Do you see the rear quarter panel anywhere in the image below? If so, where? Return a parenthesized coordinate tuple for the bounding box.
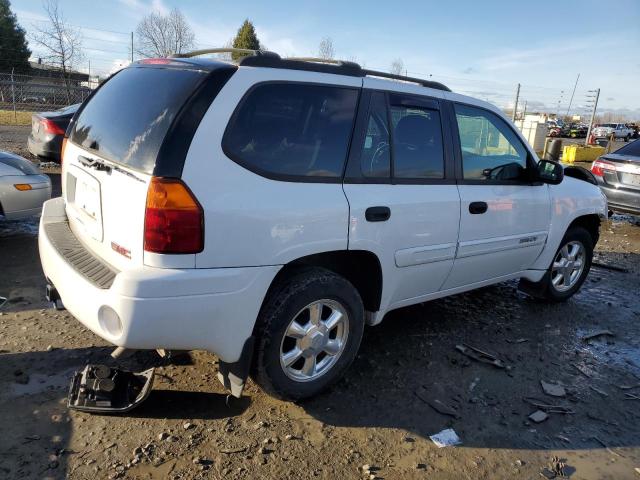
(183, 67, 361, 268)
(529, 176, 607, 271)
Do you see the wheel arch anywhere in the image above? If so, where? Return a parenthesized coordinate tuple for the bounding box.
(568, 213, 600, 246)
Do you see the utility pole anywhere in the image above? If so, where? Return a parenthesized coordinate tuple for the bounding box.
(566, 73, 580, 118)
(522, 100, 527, 120)
(585, 88, 600, 146)
(88, 60, 91, 87)
(131, 32, 134, 62)
(511, 83, 520, 122)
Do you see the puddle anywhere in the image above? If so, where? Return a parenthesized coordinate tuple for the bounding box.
(0, 217, 40, 237)
(573, 327, 640, 378)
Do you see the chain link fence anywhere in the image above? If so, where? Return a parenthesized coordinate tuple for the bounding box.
(0, 71, 96, 114)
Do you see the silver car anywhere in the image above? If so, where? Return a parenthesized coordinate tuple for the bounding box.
(0, 152, 51, 220)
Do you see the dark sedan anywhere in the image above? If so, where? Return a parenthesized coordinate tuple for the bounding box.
(591, 139, 640, 215)
(27, 103, 80, 162)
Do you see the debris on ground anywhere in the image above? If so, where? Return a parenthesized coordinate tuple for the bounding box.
(624, 393, 640, 400)
(414, 388, 461, 418)
(0, 296, 6, 310)
(455, 343, 506, 368)
(506, 338, 529, 344)
(589, 385, 608, 397)
(429, 428, 461, 448)
(592, 261, 629, 273)
(581, 330, 615, 342)
(618, 384, 640, 390)
(540, 455, 568, 478)
(593, 436, 625, 458)
(528, 410, 549, 423)
(541, 380, 566, 397)
(523, 397, 574, 414)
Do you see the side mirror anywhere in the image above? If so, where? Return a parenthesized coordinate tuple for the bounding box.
(536, 159, 564, 185)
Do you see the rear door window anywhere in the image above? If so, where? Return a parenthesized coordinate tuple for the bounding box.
(223, 83, 358, 179)
(69, 66, 207, 174)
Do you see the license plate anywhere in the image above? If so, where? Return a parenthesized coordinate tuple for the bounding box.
(628, 174, 640, 187)
(75, 178, 100, 219)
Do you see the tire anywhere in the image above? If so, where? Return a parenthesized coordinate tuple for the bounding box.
(253, 268, 364, 400)
(625, 135, 630, 142)
(518, 226, 593, 302)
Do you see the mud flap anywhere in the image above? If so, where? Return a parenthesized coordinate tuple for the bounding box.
(68, 364, 154, 413)
(217, 336, 255, 398)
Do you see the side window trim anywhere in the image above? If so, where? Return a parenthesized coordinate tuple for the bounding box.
(221, 80, 361, 184)
(450, 101, 537, 185)
(343, 89, 456, 185)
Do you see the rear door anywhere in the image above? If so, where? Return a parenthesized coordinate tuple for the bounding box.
(343, 84, 460, 309)
(442, 102, 550, 289)
(63, 63, 225, 271)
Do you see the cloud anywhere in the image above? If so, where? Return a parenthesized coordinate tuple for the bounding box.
(117, 0, 169, 18)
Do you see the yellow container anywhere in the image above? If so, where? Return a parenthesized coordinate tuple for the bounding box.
(562, 145, 605, 164)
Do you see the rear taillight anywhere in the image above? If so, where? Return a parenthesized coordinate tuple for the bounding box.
(40, 118, 66, 135)
(144, 177, 203, 254)
(591, 158, 616, 177)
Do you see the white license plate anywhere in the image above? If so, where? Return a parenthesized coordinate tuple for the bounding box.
(75, 178, 100, 220)
(628, 175, 640, 187)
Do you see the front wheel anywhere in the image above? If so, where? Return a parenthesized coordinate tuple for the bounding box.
(253, 268, 364, 400)
(519, 226, 593, 302)
(625, 135, 630, 142)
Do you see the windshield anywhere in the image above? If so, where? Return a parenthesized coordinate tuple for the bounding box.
(69, 66, 206, 174)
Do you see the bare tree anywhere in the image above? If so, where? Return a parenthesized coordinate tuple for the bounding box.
(135, 8, 195, 58)
(318, 37, 334, 60)
(390, 58, 404, 76)
(30, 0, 83, 102)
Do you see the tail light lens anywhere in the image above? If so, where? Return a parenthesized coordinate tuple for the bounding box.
(591, 159, 615, 177)
(40, 118, 66, 135)
(144, 177, 203, 254)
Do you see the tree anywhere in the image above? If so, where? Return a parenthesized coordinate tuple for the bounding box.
(30, 0, 83, 102)
(135, 8, 195, 58)
(231, 19, 260, 60)
(390, 58, 404, 76)
(318, 37, 334, 60)
(0, 0, 31, 73)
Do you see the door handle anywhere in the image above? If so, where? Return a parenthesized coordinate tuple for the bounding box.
(469, 201, 488, 214)
(365, 206, 391, 222)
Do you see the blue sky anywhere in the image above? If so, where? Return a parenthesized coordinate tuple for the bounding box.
(13, 0, 640, 117)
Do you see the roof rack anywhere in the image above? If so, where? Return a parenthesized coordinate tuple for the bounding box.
(174, 49, 450, 92)
(170, 48, 280, 59)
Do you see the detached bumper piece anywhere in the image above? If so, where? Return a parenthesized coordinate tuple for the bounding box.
(68, 364, 154, 413)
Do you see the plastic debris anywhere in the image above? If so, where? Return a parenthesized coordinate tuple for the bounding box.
(541, 380, 566, 397)
(455, 344, 506, 369)
(429, 428, 461, 448)
(581, 330, 615, 342)
(414, 388, 461, 419)
(523, 397, 574, 414)
(0, 296, 6, 310)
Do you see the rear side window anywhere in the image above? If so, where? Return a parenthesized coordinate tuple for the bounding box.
(223, 83, 358, 179)
(615, 138, 640, 158)
(70, 66, 207, 174)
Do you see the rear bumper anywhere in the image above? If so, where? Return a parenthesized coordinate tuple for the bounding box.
(28, 135, 62, 160)
(598, 184, 640, 215)
(39, 197, 279, 362)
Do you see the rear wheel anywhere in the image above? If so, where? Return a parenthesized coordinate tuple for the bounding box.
(519, 226, 593, 302)
(253, 268, 364, 400)
(625, 135, 630, 142)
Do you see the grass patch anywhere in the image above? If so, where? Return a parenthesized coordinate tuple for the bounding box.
(0, 110, 33, 125)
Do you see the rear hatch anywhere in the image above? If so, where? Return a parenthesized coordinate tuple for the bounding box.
(62, 60, 234, 271)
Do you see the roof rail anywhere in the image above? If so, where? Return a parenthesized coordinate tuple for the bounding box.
(170, 48, 280, 59)
(177, 49, 451, 92)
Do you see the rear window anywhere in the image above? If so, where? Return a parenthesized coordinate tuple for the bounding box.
(223, 83, 358, 179)
(70, 66, 206, 173)
(614, 139, 640, 158)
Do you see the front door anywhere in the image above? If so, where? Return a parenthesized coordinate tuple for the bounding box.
(344, 87, 460, 310)
(442, 102, 551, 290)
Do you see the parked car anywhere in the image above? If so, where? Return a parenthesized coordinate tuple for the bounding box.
(591, 139, 640, 215)
(592, 123, 634, 141)
(28, 103, 80, 162)
(562, 123, 588, 138)
(21, 96, 47, 104)
(38, 51, 607, 402)
(0, 151, 51, 220)
(547, 125, 562, 137)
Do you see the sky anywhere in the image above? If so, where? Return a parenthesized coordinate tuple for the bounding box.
(12, 0, 640, 118)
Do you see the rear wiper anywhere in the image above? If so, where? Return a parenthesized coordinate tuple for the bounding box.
(78, 155, 112, 173)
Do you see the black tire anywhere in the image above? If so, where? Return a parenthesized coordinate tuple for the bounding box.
(253, 268, 364, 400)
(518, 226, 593, 302)
(625, 135, 630, 142)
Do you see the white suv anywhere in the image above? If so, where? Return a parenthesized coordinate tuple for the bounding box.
(593, 123, 633, 141)
(39, 50, 607, 400)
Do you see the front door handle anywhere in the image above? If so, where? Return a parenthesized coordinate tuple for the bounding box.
(365, 206, 391, 222)
(469, 201, 488, 214)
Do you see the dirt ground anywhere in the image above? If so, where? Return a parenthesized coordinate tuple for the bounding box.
(1, 125, 640, 479)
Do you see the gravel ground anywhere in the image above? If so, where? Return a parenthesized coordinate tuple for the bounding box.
(1, 125, 640, 480)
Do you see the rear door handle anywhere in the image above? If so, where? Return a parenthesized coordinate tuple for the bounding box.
(469, 201, 488, 214)
(365, 206, 391, 222)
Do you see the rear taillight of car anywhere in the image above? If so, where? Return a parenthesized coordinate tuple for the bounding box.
(144, 177, 204, 254)
(40, 118, 66, 135)
(591, 158, 616, 177)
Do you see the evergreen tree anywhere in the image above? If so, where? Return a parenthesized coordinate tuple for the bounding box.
(231, 19, 260, 60)
(0, 0, 31, 73)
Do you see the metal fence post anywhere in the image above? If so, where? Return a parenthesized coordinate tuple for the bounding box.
(11, 68, 17, 123)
